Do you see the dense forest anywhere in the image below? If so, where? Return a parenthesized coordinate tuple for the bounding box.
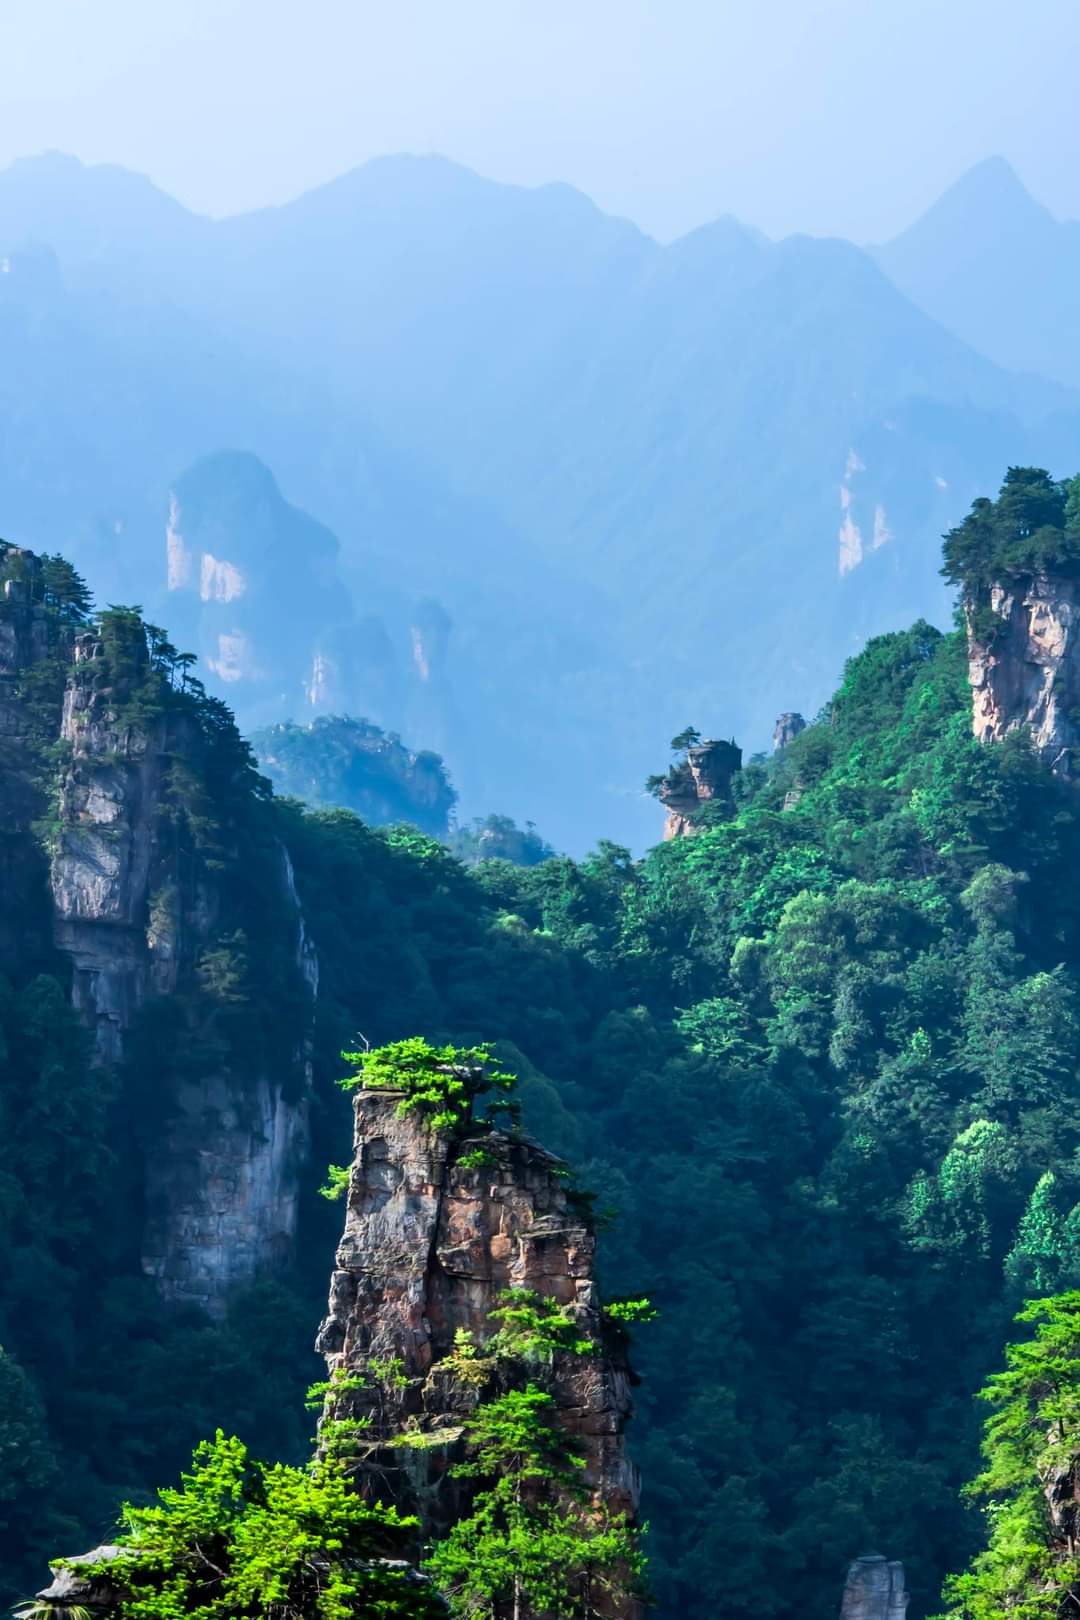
(7, 469, 1080, 1616)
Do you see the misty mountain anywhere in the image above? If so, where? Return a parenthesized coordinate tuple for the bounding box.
(1, 150, 1078, 850)
(873, 155, 1080, 388)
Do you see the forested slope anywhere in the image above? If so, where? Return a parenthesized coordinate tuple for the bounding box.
(6, 470, 1080, 1617)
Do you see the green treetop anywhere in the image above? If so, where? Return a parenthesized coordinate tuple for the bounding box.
(423, 1381, 644, 1620)
(339, 1037, 518, 1135)
(942, 466, 1080, 596)
(23, 1431, 443, 1620)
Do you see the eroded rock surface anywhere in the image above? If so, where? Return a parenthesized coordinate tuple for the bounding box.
(840, 1556, 909, 1620)
(0, 546, 315, 1315)
(967, 573, 1080, 777)
(773, 711, 806, 751)
(316, 1088, 641, 1594)
(659, 737, 742, 838)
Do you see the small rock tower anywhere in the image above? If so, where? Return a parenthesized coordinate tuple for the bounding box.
(658, 737, 742, 838)
(840, 1555, 909, 1620)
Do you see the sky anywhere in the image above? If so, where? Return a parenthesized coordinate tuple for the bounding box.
(0, 0, 1078, 242)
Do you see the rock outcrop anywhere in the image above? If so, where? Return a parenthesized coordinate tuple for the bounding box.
(31, 1541, 443, 1615)
(840, 1556, 909, 1620)
(315, 1087, 641, 1610)
(658, 737, 742, 838)
(966, 572, 1080, 778)
(773, 711, 806, 751)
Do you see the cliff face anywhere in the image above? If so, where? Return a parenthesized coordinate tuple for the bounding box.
(0, 549, 316, 1316)
(839, 1557, 909, 1620)
(51, 632, 198, 1061)
(659, 737, 742, 838)
(966, 573, 1080, 778)
(166, 452, 394, 729)
(315, 1089, 640, 1601)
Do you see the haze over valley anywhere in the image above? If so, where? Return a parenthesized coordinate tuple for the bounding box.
(1, 147, 1077, 849)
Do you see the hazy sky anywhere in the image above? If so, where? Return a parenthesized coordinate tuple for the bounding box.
(1, 0, 1077, 241)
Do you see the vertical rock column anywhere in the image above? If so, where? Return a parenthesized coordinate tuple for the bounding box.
(49, 625, 316, 1316)
(316, 1090, 641, 1587)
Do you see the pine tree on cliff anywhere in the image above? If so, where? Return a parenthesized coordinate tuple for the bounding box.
(936, 1292, 1080, 1618)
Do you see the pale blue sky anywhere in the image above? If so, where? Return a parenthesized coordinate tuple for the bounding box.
(0, 0, 1076, 240)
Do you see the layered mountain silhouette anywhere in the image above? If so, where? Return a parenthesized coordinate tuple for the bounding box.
(874, 155, 1080, 388)
(1, 150, 1078, 849)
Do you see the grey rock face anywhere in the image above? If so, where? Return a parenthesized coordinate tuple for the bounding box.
(967, 573, 1080, 778)
(35, 1544, 126, 1610)
(840, 1555, 909, 1620)
(51, 637, 184, 1061)
(0, 578, 319, 1317)
(773, 711, 806, 751)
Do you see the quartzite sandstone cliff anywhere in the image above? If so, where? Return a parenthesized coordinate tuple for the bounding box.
(316, 1085, 641, 1613)
(658, 737, 742, 838)
(0, 545, 316, 1314)
(967, 572, 1080, 778)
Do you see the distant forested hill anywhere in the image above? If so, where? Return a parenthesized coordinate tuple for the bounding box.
(2, 152, 1079, 850)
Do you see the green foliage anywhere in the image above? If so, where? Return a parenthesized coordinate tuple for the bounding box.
(303, 1369, 370, 1412)
(424, 1386, 644, 1620)
(84, 1431, 442, 1620)
(936, 1294, 1080, 1620)
(318, 1165, 351, 1202)
(487, 1289, 596, 1361)
(603, 1297, 659, 1326)
(942, 466, 1080, 595)
(448, 813, 555, 868)
(340, 1038, 518, 1135)
(252, 716, 457, 839)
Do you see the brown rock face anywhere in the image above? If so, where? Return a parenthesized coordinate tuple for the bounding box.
(839, 1556, 909, 1620)
(316, 1089, 641, 1607)
(659, 738, 742, 838)
(967, 573, 1080, 777)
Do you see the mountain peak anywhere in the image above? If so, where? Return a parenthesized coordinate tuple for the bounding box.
(934, 154, 1046, 220)
(877, 156, 1051, 258)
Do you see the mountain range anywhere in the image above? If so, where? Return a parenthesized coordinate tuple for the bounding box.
(1, 148, 1076, 850)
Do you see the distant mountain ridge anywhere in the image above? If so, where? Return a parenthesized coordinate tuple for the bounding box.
(873, 155, 1080, 387)
(1, 149, 1078, 849)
